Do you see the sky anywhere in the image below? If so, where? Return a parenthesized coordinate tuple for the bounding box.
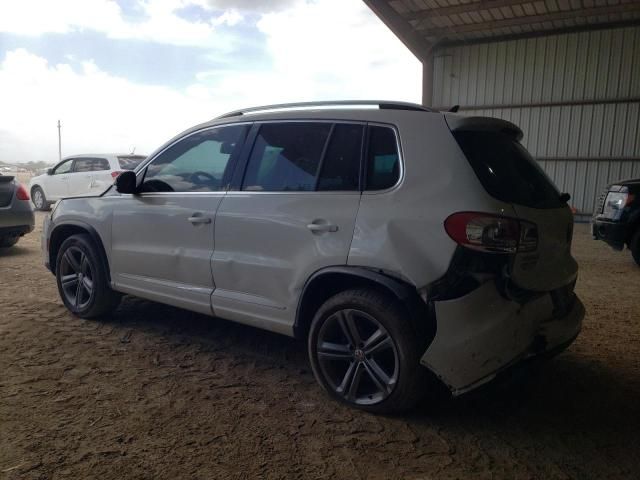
(0, 0, 421, 164)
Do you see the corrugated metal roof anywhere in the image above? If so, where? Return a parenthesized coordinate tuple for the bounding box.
(377, 0, 640, 47)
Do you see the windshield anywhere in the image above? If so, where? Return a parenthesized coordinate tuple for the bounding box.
(454, 130, 563, 209)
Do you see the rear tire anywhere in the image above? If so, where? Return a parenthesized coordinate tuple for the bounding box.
(631, 229, 640, 267)
(0, 236, 19, 248)
(308, 288, 427, 413)
(31, 186, 49, 211)
(55, 234, 120, 318)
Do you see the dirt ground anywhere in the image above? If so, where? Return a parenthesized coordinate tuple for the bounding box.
(1, 212, 639, 480)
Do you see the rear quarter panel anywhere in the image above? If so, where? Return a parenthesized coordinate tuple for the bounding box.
(348, 112, 516, 289)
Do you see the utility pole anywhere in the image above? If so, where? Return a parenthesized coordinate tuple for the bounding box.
(57, 120, 62, 161)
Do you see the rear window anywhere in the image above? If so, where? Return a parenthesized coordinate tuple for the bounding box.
(118, 155, 146, 170)
(453, 130, 562, 209)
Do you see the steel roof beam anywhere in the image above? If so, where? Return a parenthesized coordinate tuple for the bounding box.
(405, 0, 533, 21)
(415, 2, 640, 35)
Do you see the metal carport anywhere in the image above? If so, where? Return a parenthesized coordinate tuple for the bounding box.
(364, 0, 640, 220)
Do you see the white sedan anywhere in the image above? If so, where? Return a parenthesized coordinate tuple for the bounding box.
(29, 154, 146, 210)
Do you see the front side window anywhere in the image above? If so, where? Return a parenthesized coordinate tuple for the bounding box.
(365, 126, 400, 191)
(73, 157, 110, 172)
(53, 159, 73, 175)
(141, 125, 248, 193)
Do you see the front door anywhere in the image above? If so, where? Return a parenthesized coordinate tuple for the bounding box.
(110, 124, 249, 314)
(211, 122, 364, 335)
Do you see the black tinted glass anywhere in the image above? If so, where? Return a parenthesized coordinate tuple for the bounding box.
(454, 131, 562, 209)
(74, 157, 109, 172)
(366, 126, 400, 190)
(317, 124, 362, 191)
(118, 155, 146, 170)
(243, 123, 330, 192)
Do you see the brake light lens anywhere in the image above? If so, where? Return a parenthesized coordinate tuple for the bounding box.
(445, 212, 538, 254)
(16, 183, 30, 201)
(111, 171, 123, 179)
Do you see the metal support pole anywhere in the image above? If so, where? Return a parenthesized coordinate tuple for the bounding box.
(57, 120, 62, 161)
(422, 53, 434, 108)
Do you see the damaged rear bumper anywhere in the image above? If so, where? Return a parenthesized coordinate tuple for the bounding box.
(420, 281, 584, 395)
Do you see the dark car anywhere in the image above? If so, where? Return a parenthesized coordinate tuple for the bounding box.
(592, 178, 640, 265)
(0, 176, 35, 248)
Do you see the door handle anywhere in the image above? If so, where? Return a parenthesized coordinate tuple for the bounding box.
(188, 215, 212, 224)
(307, 223, 338, 233)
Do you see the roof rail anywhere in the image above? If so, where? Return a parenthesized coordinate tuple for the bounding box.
(216, 100, 433, 119)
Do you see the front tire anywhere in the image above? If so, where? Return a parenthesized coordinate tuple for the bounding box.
(308, 289, 426, 413)
(55, 234, 120, 318)
(31, 186, 49, 211)
(631, 229, 640, 267)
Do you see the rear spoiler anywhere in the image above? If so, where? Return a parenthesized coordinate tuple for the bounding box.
(444, 115, 523, 141)
(0, 175, 15, 183)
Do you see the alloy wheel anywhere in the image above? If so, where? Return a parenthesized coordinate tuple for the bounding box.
(33, 189, 44, 209)
(316, 308, 399, 405)
(59, 246, 94, 310)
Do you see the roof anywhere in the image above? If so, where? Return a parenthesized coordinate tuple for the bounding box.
(364, 0, 640, 55)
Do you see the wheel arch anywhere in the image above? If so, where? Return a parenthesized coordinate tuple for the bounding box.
(294, 266, 435, 346)
(49, 221, 111, 281)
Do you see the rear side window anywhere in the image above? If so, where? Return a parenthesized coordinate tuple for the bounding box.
(454, 131, 562, 209)
(317, 124, 362, 191)
(365, 126, 400, 190)
(118, 155, 146, 170)
(242, 122, 362, 192)
(73, 157, 110, 172)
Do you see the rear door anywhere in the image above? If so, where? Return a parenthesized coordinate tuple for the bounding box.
(68, 157, 112, 196)
(211, 122, 363, 335)
(452, 127, 577, 291)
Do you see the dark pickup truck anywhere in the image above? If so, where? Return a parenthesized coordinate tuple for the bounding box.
(0, 176, 35, 248)
(592, 178, 640, 266)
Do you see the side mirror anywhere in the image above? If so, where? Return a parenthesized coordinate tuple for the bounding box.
(46, 168, 53, 175)
(115, 170, 138, 194)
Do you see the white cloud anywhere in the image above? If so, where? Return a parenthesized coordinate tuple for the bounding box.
(0, 0, 241, 48)
(191, 0, 421, 105)
(0, 49, 218, 163)
(0, 1, 422, 164)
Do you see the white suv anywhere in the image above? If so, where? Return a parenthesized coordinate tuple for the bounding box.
(29, 154, 146, 210)
(42, 101, 584, 412)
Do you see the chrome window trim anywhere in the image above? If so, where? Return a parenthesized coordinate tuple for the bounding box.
(126, 119, 402, 197)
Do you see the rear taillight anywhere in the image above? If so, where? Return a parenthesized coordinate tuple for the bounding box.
(16, 183, 30, 201)
(445, 212, 538, 254)
(111, 171, 123, 179)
